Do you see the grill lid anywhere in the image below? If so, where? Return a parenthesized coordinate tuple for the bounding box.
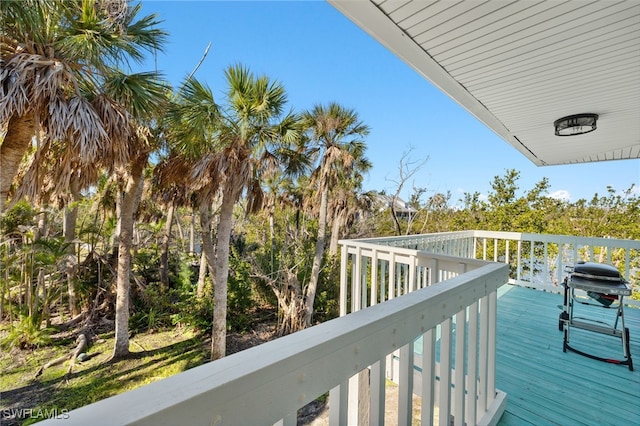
(572, 261, 622, 283)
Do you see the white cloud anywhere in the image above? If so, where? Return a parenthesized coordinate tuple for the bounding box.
(549, 190, 571, 201)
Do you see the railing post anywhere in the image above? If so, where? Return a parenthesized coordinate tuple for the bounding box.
(349, 246, 364, 424)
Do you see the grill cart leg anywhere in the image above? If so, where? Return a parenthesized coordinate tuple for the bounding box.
(624, 328, 633, 372)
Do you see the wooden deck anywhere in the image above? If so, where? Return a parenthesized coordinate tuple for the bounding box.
(496, 285, 640, 425)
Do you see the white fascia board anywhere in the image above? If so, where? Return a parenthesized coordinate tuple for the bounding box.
(327, 0, 544, 166)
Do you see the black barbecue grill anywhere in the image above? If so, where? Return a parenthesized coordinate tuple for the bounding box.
(559, 261, 633, 371)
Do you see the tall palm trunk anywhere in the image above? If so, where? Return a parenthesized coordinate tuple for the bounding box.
(112, 155, 147, 360)
(211, 190, 235, 360)
(189, 211, 196, 254)
(0, 114, 35, 214)
(197, 202, 215, 298)
(63, 182, 81, 316)
(304, 185, 328, 326)
(159, 200, 175, 291)
(329, 206, 347, 257)
(196, 250, 208, 297)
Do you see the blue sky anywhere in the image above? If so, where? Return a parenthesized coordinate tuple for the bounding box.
(137, 0, 639, 206)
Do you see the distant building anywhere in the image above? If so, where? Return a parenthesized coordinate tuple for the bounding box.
(374, 193, 417, 220)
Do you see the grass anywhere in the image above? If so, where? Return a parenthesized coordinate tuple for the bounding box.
(0, 328, 209, 425)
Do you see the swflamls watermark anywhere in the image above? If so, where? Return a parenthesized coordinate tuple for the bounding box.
(2, 407, 70, 421)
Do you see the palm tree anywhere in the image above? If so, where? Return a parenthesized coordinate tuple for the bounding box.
(327, 162, 373, 256)
(301, 103, 370, 326)
(2, 0, 168, 360)
(0, 0, 166, 214)
(165, 78, 222, 301)
(170, 65, 300, 360)
(152, 155, 196, 291)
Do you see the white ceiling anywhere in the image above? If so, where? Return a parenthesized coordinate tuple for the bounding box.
(328, 0, 640, 166)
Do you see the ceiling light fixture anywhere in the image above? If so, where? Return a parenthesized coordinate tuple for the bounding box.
(554, 113, 598, 136)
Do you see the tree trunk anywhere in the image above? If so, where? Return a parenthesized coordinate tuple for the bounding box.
(304, 186, 329, 326)
(210, 191, 235, 360)
(196, 250, 208, 297)
(159, 201, 175, 291)
(189, 210, 196, 254)
(64, 182, 81, 316)
(35, 211, 48, 240)
(0, 114, 35, 214)
(35, 333, 87, 378)
(197, 202, 216, 298)
(329, 206, 347, 257)
(111, 156, 147, 360)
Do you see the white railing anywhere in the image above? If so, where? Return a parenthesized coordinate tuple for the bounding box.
(335, 230, 639, 425)
(41, 254, 508, 426)
(352, 230, 640, 306)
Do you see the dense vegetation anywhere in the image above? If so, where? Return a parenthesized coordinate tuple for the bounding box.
(1, 1, 638, 423)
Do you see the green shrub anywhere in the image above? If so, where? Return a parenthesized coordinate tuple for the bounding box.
(0, 316, 53, 350)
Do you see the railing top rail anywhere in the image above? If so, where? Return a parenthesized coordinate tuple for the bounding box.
(341, 240, 489, 269)
(341, 230, 640, 249)
(49, 263, 508, 426)
(471, 230, 640, 248)
(339, 230, 475, 245)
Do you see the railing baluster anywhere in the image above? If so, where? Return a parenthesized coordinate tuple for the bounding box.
(488, 291, 497, 402)
(389, 254, 396, 300)
(370, 360, 385, 426)
(409, 256, 416, 293)
(329, 381, 348, 426)
(398, 342, 414, 426)
(493, 238, 498, 262)
(371, 250, 378, 306)
(340, 246, 348, 316)
(273, 412, 296, 426)
(421, 328, 436, 426)
(439, 318, 452, 426)
(466, 301, 478, 425)
(529, 240, 534, 285)
(381, 259, 387, 302)
(454, 309, 466, 426)
(478, 295, 489, 414)
(353, 247, 362, 312)
(362, 256, 369, 309)
(517, 239, 522, 283)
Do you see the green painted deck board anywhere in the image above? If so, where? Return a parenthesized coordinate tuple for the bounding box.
(496, 285, 640, 425)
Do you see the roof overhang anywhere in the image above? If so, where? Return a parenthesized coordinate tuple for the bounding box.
(328, 0, 640, 166)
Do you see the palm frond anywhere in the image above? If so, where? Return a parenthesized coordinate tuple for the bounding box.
(101, 70, 168, 120)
